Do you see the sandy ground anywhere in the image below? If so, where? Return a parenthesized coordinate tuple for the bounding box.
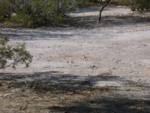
(1, 6, 150, 84)
(0, 6, 150, 113)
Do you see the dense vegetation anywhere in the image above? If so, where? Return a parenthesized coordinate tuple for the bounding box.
(130, 0, 150, 11)
(0, 0, 150, 27)
(0, 0, 76, 27)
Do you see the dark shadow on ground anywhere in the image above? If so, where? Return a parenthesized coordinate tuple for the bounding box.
(0, 72, 150, 113)
(0, 29, 75, 40)
(0, 71, 148, 93)
(0, 15, 150, 40)
(0, 14, 150, 40)
(0, 72, 123, 93)
(66, 15, 150, 28)
(49, 97, 150, 113)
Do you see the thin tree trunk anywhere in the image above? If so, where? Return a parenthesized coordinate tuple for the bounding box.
(98, 0, 111, 23)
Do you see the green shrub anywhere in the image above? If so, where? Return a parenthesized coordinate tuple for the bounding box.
(76, 0, 99, 7)
(0, 0, 76, 27)
(134, 0, 150, 11)
(119, 0, 130, 5)
(0, 35, 32, 68)
(9, 13, 32, 27)
(125, 0, 150, 11)
(0, 0, 11, 21)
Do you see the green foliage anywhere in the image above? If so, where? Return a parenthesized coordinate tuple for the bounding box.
(133, 0, 150, 11)
(0, 0, 11, 21)
(76, 0, 99, 7)
(0, 0, 76, 27)
(119, 0, 130, 5)
(120, 0, 150, 11)
(0, 35, 32, 69)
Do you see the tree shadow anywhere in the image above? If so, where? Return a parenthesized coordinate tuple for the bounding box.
(0, 72, 140, 90)
(49, 97, 150, 113)
(0, 72, 122, 93)
(0, 71, 148, 93)
(1, 13, 150, 41)
(0, 72, 150, 113)
(0, 29, 75, 40)
(66, 15, 150, 28)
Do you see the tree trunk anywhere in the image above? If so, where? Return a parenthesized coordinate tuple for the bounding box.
(98, 0, 111, 23)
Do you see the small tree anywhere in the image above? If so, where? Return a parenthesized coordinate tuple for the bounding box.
(98, 0, 150, 22)
(98, 0, 111, 22)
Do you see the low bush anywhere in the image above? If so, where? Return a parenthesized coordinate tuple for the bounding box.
(119, 0, 130, 6)
(76, 0, 99, 7)
(120, 0, 150, 11)
(0, 35, 32, 68)
(134, 0, 150, 11)
(0, 0, 76, 27)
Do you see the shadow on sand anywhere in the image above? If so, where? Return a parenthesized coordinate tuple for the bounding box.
(0, 14, 150, 41)
(66, 15, 150, 28)
(0, 72, 150, 113)
(49, 97, 150, 113)
(0, 72, 123, 93)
